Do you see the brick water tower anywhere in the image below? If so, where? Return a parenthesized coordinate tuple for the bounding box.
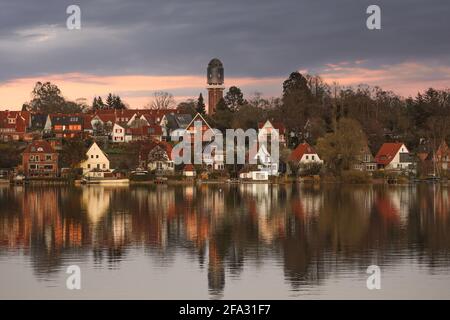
(206, 58, 225, 115)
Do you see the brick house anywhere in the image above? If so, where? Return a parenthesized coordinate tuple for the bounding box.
(22, 140, 59, 177)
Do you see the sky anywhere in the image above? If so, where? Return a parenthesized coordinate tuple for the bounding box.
(0, 0, 449, 109)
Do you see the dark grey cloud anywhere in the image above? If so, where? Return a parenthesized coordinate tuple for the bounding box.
(0, 0, 449, 82)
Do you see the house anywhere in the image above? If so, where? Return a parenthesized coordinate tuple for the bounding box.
(352, 144, 376, 171)
(184, 113, 214, 143)
(258, 120, 287, 147)
(251, 143, 279, 176)
(22, 140, 58, 178)
(0, 111, 30, 141)
(375, 143, 414, 171)
(288, 142, 323, 174)
(128, 124, 163, 142)
(45, 114, 84, 138)
(111, 123, 132, 143)
(203, 143, 225, 171)
(140, 142, 175, 174)
(160, 113, 193, 140)
(79, 142, 110, 177)
(30, 113, 48, 133)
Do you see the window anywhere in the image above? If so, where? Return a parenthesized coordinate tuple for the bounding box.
(102, 164, 106, 169)
(305, 155, 309, 160)
(312, 155, 315, 160)
(46, 155, 52, 161)
(44, 165, 53, 170)
(96, 155, 99, 159)
(88, 164, 91, 169)
(97, 164, 100, 169)
(29, 164, 36, 169)
(91, 155, 94, 159)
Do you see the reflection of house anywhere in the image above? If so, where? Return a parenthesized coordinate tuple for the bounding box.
(375, 143, 413, 171)
(183, 164, 196, 177)
(22, 140, 58, 177)
(435, 141, 450, 171)
(258, 120, 286, 147)
(80, 142, 110, 177)
(288, 142, 323, 173)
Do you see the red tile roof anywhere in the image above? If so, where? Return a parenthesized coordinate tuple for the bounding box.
(288, 142, 317, 162)
(23, 140, 56, 154)
(374, 143, 404, 165)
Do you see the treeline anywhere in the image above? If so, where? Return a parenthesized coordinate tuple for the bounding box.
(178, 72, 450, 156)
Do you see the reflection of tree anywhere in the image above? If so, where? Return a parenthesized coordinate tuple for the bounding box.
(0, 184, 450, 295)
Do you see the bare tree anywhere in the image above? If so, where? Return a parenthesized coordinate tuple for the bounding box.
(146, 91, 176, 110)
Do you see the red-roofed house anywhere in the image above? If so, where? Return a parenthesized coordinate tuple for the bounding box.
(375, 143, 413, 170)
(288, 143, 323, 165)
(22, 140, 58, 177)
(258, 120, 286, 146)
(0, 111, 30, 141)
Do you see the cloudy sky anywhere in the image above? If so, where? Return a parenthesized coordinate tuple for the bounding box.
(0, 0, 449, 109)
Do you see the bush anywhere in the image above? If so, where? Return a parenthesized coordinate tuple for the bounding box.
(298, 163, 322, 177)
(341, 170, 371, 184)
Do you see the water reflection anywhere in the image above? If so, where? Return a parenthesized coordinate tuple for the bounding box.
(0, 183, 449, 298)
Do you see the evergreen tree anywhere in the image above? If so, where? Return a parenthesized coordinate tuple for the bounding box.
(106, 93, 114, 109)
(196, 93, 206, 114)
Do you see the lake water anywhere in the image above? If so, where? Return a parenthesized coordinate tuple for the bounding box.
(0, 183, 449, 299)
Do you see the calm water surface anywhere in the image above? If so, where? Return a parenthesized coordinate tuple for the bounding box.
(0, 183, 449, 299)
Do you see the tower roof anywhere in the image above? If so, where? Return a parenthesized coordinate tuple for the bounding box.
(208, 58, 223, 67)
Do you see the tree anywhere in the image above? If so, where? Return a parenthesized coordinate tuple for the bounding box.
(224, 86, 245, 112)
(103, 93, 127, 110)
(28, 81, 81, 114)
(177, 99, 197, 116)
(280, 72, 316, 143)
(106, 93, 115, 109)
(92, 96, 105, 110)
(316, 118, 367, 173)
(147, 91, 176, 110)
(211, 98, 233, 131)
(196, 93, 206, 115)
(59, 138, 89, 168)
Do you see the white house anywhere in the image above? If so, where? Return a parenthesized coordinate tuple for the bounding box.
(80, 142, 111, 177)
(375, 143, 413, 171)
(253, 144, 279, 176)
(203, 144, 225, 171)
(258, 120, 287, 146)
(288, 142, 323, 173)
(111, 123, 132, 143)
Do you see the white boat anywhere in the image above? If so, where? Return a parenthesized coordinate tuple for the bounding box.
(81, 177, 129, 185)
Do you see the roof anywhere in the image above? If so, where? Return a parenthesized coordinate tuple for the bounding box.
(374, 143, 405, 165)
(50, 114, 83, 125)
(185, 113, 213, 131)
(258, 120, 286, 135)
(288, 142, 318, 162)
(23, 140, 56, 154)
